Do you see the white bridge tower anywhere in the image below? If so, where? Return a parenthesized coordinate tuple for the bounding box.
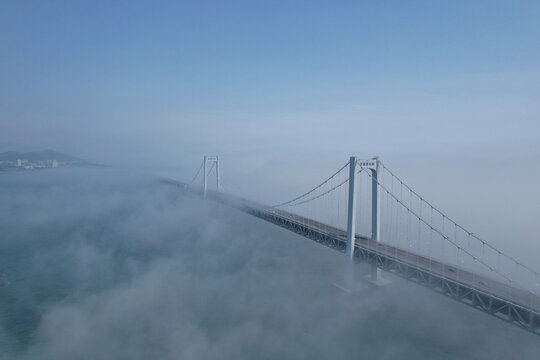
(345, 156, 388, 285)
(203, 155, 220, 198)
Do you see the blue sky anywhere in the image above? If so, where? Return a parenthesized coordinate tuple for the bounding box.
(1, 0, 539, 168)
(1, 0, 540, 265)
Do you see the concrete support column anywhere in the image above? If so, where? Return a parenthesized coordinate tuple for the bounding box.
(216, 156, 220, 192)
(203, 155, 208, 198)
(370, 158, 384, 283)
(371, 164, 379, 243)
(345, 156, 357, 261)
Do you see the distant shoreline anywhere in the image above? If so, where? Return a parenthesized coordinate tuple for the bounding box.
(0, 149, 105, 172)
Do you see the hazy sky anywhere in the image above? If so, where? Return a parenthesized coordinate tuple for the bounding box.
(1, 1, 539, 166)
(2, 1, 540, 251)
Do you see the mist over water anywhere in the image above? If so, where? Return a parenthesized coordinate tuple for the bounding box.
(0, 168, 538, 359)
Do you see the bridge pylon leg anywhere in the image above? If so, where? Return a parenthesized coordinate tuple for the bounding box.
(367, 158, 390, 286)
(216, 156, 220, 192)
(202, 155, 220, 198)
(203, 155, 208, 198)
(332, 156, 361, 293)
(345, 156, 357, 261)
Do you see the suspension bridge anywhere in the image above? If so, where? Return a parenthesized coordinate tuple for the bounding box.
(164, 155, 540, 335)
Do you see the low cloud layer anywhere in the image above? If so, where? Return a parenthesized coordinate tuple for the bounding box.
(0, 169, 538, 360)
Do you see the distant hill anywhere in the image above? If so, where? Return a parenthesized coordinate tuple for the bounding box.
(0, 150, 89, 163)
(0, 150, 105, 171)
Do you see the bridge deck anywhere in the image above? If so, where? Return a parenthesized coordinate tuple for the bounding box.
(269, 208, 540, 312)
(163, 179, 540, 334)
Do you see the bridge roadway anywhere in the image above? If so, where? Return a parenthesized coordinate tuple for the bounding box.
(163, 179, 540, 335)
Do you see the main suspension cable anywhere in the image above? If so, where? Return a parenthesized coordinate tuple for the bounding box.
(379, 161, 539, 277)
(273, 161, 349, 207)
(364, 169, 535, 295)
(190, 160, 204, 184)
